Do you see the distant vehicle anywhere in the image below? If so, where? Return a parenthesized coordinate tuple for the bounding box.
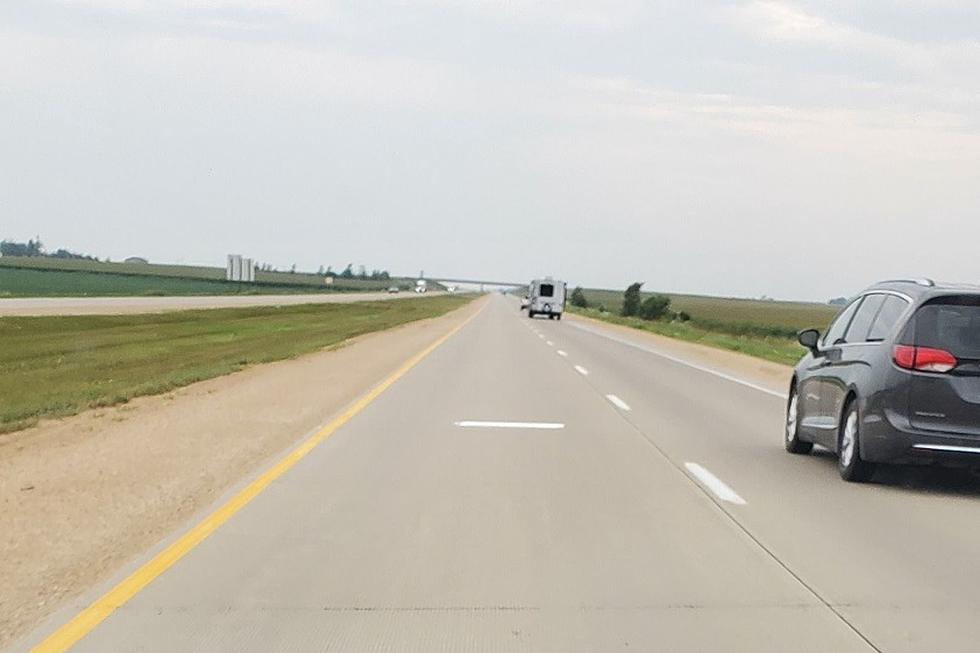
(527, 278, 566, 320)
(387, 286, 400, 293)
(787, 279, 980, 482)
(520, 296, 529, 310)
(415, 279, 427, 293)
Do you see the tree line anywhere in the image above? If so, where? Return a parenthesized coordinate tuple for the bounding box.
(569, 283, 690, 322)
(0, 238, 98, 261)
(316, 264, 391, 280)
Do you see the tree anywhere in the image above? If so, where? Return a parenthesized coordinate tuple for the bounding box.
(318, 265, 325, 276)
(27, 237, 43, 256)
(622, 282, 643, 317)
(357, 265, 367, 279)
(340, 264, 354, 279)
(570, 286, 588, 308)
(290, 264, 296, 274)
(639, 294, 671, 320)
(1, 241, 28, 256)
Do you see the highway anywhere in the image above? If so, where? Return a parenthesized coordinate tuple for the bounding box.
(19, 294, 980, 652)
(0, 291, 444, 316)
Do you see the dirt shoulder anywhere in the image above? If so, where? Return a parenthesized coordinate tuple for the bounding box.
(567, 311, 794, 395)
(0, 296, 485, 649)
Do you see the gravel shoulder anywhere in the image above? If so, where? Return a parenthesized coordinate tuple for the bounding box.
(0, 296, 484, 649)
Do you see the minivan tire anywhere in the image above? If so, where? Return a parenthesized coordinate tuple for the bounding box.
(528, 311, 535, 319)
(785, 386, 813, 454)
(838, 401, 875, 483)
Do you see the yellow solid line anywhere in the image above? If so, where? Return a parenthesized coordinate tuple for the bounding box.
(31, 302, 483, 653)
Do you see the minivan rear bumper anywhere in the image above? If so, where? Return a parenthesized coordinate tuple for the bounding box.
(864, 412, 980, 465)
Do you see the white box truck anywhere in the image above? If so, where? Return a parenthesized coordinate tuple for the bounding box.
(527, 278, 566, 320)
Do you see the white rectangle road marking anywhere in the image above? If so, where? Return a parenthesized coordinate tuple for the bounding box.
(569, 322, 787, 399)
(557, 350, 568, 357)
(455, 421, 565, 430)
(605, 394, 631, 411)
(684, 462, 746, 505)
(574, 365, 589, 376)
(546, 340, 554, 346)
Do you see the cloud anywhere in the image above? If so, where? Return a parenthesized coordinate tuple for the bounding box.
(415, 0, 645, 31)
(732, 0, 980, 80)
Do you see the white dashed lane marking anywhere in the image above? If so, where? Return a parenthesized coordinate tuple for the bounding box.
(605, 394, 631, 411)
(455, 421, 565, 430)
(685, 463, 746, 505)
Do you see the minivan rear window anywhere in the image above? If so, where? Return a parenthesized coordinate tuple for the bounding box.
(539, 284, 554, 298)
(904, 296, 980, 359)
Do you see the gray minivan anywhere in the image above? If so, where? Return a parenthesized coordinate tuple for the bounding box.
(787, 279, 980, 481)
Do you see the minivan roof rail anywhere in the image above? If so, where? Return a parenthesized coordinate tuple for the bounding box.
(878, 278, 934, 287)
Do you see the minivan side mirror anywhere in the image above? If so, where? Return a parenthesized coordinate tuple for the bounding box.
(797, 328, 821, 355)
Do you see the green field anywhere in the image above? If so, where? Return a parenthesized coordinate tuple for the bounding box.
(0, 267, 339, 297)
(0, 257, 424, 296)
(569, 287, 841, 367)
(0, 294, 471, 435)
(579, 288, 839, 337)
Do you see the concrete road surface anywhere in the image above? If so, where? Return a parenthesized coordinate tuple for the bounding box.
(18, 294, 980, 652)
(0, 291, 444, 316)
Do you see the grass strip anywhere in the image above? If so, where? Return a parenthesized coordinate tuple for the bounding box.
(568, 306, 805, 367)
(0, 295, 472, 435)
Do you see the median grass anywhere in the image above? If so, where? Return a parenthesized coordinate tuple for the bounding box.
(0, 295, 472, 435)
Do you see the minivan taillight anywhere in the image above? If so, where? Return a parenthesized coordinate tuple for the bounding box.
(893, 345, 958, 373)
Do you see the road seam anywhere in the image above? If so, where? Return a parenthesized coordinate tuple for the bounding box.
(563, 326, 883, 653)
(28, 301, 486, 653)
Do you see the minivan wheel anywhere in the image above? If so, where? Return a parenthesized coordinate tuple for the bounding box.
(785, 387, 812, 454)
(838, 402, 875, 483)
(528, 311, 535, 319)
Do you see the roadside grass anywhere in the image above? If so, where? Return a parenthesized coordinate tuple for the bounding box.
(568, 306, 807, 366)
(0, 295, 472, 435)
(0, 257, 424, 295)
(579, 288, 838, 337)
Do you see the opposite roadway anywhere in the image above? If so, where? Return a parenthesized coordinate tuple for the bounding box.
(0, 291, 444, 316)
(19, 294, 980, 652)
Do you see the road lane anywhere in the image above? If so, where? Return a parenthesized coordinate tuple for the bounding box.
(21, 294, 872, 652)
(531, 306, 980, 652)
(0, 291, 446, 316)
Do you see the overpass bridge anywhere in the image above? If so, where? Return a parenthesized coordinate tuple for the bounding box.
(429, 277, 525, 288)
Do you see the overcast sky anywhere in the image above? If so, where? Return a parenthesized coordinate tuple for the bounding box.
(2, 1, 979, 300)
